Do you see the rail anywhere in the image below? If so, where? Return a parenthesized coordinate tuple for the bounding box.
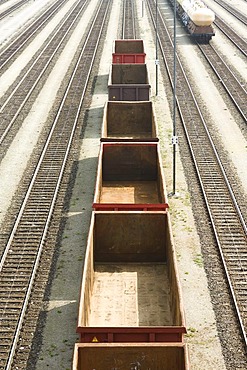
(0, 0, 67, 71)
(122, 0, 136, 39)
(0, 0, 111, 367)
(0, 0, 90, 160)
(198, 43, 247, 122)
(214, 16, 247, 57)
(147, 0, 247, 351)
(0, 0, 28, 21)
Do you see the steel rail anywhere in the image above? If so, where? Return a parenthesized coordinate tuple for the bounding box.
(214, 16, 247, 57)
(147, 0, 247, 348)
(0, 0, 27, 20)
(122, 0, 136, 39)
(0, 0, 111, 367)
(0, 0, 89, 149)
(0, 0, 67, 71)
(198, 43, 247, 123)
(213, 0, 247, 25)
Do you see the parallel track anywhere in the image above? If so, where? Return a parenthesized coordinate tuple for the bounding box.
(214, 0, 247, 25)
(148, 0, 247, 351)
(0, 0, 111, 367)
(0, 0, 27, 21)
(0, 0, 90, 160)
(0, 0, 67, 71)
(198, 43, 247, 122)
(214, 16, 247, 57)
(122, 0, 136, 39)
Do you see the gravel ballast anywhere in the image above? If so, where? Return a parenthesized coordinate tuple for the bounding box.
(0, 0, 246, 369)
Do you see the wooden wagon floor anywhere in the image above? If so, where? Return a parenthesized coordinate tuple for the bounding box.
(88, 263, 172, 327)
(100, 181, 161, 203)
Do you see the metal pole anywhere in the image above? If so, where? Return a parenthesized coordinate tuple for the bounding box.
(172, 0, 177, 195)
(155, 0, 159, 95)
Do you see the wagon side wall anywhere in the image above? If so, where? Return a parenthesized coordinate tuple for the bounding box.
(108, 64, 150, 101)
(101, 143, 158, 182)
(114, 39, 145, 53)
(103, 101, 154, 137)
(93, 144, 103, 203)
(73, 343, 190, 370)
(77, 216, 95, 328)
(94, 212, 168, 262)
(166, 211, 186, 326)
(111, 64, 149, 84)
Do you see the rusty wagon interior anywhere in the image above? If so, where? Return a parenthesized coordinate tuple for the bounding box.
(110, 64, 149, 84)
(73, 343, 189, 370)
(114, 39, 145, 54)
(77, 212, 185, 339)
(94, 143, 167, 206)
(102, 101, 157, 139)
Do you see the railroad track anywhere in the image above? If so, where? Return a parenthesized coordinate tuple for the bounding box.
(0, 0, 67, 71)
(122, 0, 137, 39)
(0, 0, 90, 161)
(147, 0, 247, 360)
(210, 0, 247, 56)
(214, 0, 247, 25)
(214, 16, 247, 57)
(0, 0, 111, 367)
(0, 0, 28, 21)
(197, 43, 247, 122)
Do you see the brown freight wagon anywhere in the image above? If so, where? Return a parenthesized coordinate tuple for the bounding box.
(112, 39, 146, 64)
(93, 142, 168, 211)
(101, 101, 158, 142)
(76, 211, 186, 343)
(73, 342, 190, 370)
(108, 64, 150, 101)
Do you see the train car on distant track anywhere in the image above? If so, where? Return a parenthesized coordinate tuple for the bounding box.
(175, 0, 215, 42)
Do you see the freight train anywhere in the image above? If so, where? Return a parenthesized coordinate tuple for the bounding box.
(72, 40, 190, 369)
(174, 0, 215, 42)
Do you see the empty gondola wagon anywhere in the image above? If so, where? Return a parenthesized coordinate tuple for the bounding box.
(108, 64, 150, 101)
(76, 211, 186, 343)
(112, 39, 146, 64)
(93, 142, 168, 211)
(101, 101, 158, 141)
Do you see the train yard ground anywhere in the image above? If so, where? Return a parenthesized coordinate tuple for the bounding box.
(0, 0, 246, 369)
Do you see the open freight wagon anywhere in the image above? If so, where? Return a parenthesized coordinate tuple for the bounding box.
(112, 39, 146, 64)
(76, 211, 186, 343)
(108, 64, 150, 101)
(93, 142, 168, 211)
(73, 342, 190, 369)
(101, 101, 158, 141)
